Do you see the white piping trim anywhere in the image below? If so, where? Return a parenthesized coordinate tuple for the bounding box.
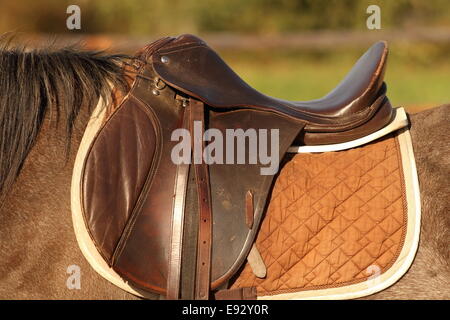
(288, 108, 408, 153)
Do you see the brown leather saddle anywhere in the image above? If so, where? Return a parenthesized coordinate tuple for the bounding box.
(74, 34, 396, 299)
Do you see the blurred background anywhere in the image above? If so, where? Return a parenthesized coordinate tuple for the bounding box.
(1, 0, 449, 112)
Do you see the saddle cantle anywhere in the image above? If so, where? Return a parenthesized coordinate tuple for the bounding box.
(71, 35, 415, 300)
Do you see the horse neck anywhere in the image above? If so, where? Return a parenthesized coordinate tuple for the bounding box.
(0, 104, 134, 298)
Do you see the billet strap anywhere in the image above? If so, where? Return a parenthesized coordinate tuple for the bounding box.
(166, 107, 191, 299)
(189, 99, 213, 300)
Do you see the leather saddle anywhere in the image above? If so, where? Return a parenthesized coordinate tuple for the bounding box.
(75, 34, 394, 299)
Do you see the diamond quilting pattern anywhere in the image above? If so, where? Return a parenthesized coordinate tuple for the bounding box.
(231, 135, 407, 295)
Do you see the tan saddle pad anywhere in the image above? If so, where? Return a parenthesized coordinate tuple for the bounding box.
(230, 128, 420, 299)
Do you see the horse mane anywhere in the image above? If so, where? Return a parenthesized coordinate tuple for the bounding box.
(0, 36, 131, 202)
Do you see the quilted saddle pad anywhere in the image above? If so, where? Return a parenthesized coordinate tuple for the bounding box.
(230, 129, 420, 299)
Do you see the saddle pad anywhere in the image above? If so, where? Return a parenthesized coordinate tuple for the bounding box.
(230, 129, 420, 299)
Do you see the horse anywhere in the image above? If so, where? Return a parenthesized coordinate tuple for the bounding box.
(0, 39, 448, 299)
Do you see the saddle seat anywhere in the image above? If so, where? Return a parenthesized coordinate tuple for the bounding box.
(150, 34, 392, 145)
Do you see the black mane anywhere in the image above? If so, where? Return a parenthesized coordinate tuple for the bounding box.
(0, 36, 130, 202)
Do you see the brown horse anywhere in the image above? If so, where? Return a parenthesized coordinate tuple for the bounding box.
(0, 41, 448, 299)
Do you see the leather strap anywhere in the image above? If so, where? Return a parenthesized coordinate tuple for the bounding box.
(245, 190, 254, 229)
(189, 99, 213, 300)
(166, 108, 191, 299)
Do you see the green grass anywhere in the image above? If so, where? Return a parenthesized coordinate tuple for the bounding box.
(219, 45, 450, 112)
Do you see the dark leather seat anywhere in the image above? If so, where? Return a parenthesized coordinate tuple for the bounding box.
(151, 34, 392, 144)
